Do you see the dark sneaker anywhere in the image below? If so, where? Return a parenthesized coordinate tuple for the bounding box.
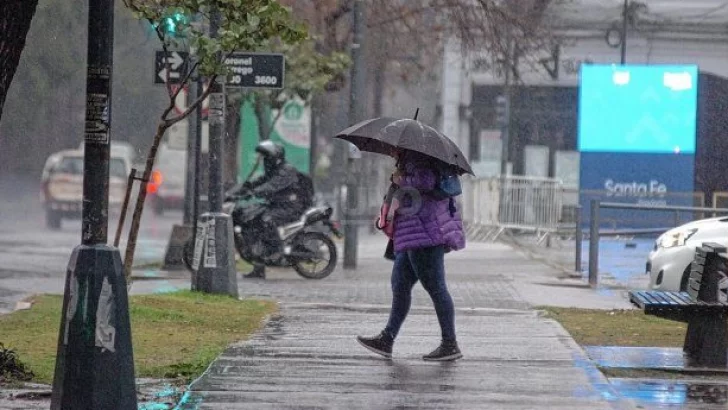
(242, 264, 265, 279)
(423, 340, 462, 361)
(356, 332, 393, 359)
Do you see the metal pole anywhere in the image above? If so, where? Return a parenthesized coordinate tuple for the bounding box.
(208, 79, 224, 213)
(588, 200, 600, 288)
(194, 78, 203, 219)
(207, 7, 223, 216)
(500, 29, 513, 176)
(194, 8, 238, 296)
(620, 0, 628, 65)
(162, 72, 198, 270)
(190, 78, 203, 290)
(114, 169, 137, 247)
(183, 77, 198, 225)
(575, 205, 582, 273)
(344, 0, 366, 269)
(52, 0, 136, 406)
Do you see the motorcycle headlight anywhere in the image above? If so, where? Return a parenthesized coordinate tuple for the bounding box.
(658, 228, 698, 249)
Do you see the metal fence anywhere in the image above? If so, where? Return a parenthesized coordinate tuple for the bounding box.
(461, 175, 564, 244)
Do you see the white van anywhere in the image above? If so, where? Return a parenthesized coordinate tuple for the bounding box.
(40, 149, 130, 229)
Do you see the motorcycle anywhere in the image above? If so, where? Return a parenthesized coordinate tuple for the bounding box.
(222, 191, 342, 279)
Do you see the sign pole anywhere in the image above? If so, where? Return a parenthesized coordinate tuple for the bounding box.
(51, 0, 136, 407)
(162, 72, 197, 270)
(194, 8, 238, 296)
(344, 0, 366, 269)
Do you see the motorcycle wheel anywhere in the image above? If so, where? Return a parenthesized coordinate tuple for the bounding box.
(233, 233, 254, 263)
(291, 232, 337, 279)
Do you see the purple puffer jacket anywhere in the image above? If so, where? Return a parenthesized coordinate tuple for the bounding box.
(392, 162, 466, 253)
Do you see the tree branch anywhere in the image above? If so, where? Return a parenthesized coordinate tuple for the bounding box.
(165, 73, 218, 127)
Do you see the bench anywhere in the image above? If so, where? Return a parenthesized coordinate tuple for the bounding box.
(629, 242, 728, 367)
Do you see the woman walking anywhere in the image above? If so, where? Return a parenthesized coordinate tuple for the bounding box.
(357, 149, 466, 361)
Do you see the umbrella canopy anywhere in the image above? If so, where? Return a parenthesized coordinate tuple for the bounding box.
(335, 117, 474, 175)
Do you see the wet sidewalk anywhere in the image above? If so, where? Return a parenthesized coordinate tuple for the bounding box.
(176, 233, 639, 409)
(177, 305, 630, 410)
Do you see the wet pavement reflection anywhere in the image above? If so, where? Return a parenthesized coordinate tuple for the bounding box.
(584, 346, 716, 371)
(611, 378, 728, 408)
(581, 237, 656, 291)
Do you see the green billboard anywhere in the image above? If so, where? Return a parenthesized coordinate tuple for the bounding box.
(238, 98, 311, 182)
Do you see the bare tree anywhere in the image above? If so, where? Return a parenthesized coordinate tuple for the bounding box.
(0, 0, 39, 122)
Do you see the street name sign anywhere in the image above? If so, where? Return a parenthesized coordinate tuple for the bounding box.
(223, 53, 285, 89)
(155, 51, 190, 84)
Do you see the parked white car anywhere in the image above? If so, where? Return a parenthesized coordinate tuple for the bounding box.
(647, 217, 728, 291)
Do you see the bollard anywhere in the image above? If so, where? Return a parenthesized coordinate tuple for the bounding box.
(193, 212, 239, 296)
(575, 205, 582, 273)
(588, 200, 600, 288)
(51, 245, 137, 409)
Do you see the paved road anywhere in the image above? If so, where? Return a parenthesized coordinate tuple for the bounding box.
(0, 175, 183, 312)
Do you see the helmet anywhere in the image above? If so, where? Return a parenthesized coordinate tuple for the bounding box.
(255, 140, 285, 171)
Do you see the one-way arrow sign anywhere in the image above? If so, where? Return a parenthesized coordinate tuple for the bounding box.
(154, 51, 190, 84)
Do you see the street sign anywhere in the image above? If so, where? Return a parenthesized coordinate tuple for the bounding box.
(224, 53, 284, 89)
(155, 51, 189, 84)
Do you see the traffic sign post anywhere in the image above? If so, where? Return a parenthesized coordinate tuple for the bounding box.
(155, 51, 190, 84)
(223, 53, 284, 89)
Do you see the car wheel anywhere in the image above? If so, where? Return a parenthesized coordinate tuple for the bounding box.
(679, 265, 689, 291)
(714, 257, 728, 303)
(46, 210, 61, 230)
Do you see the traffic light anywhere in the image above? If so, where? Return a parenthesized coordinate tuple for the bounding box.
(154, 11, 188, 37)
(495, 94, 510, 128)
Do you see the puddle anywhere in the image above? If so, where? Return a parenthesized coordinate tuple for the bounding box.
(586, 346, 690, 370)
(611, 378, 728, 406)
(585, 346, 728, 373)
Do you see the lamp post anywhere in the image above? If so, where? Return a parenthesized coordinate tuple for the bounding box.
(51, 0, 137, 407)
(344, 0, 367, 269)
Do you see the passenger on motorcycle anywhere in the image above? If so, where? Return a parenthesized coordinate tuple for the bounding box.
(225, 141, 314, 276)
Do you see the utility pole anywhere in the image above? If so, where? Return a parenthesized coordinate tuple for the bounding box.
(184, 80, 198, 226)
(344, 0, 366, 269)
(51, 0, 136, 407)
(499, 31, 513, 176)
(193, 8, 238, 295)
(162, 72, 198, 270)
(620, 0, 628, 65)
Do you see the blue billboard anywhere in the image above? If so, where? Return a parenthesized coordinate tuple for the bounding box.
(578, 65, 699, 228)
(578, 64, 698, 154)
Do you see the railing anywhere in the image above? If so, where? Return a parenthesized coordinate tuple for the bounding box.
(461, 175, 564, 244)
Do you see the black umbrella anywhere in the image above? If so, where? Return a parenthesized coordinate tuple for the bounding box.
(334, 115, 474, 175)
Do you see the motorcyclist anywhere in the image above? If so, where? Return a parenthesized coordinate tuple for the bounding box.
(225, 140, 314, 278)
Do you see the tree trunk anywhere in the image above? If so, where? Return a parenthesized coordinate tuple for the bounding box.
(0, 0, 39, 122)
(123, 121, 168, 281)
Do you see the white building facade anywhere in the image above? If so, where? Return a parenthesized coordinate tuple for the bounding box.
(440, 0, 728, 183)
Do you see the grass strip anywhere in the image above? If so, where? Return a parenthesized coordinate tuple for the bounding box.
(541, 307, 686, 347)
(0, 291, 276, 384)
